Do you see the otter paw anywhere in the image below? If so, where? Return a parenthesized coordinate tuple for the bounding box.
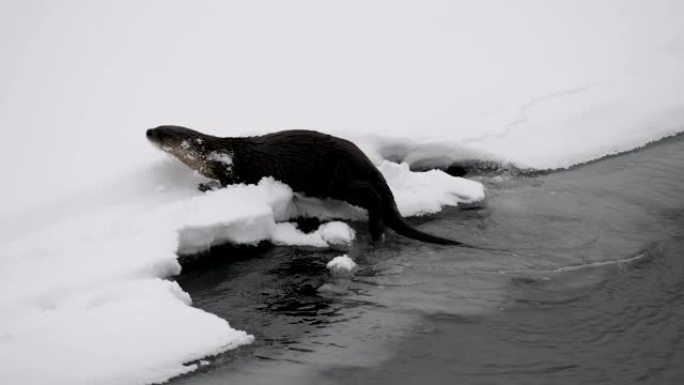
(198, 181, 221, 192)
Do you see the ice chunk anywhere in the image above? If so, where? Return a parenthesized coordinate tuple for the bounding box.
(380, 161, 485, 217)
(327, 255, 358, 278)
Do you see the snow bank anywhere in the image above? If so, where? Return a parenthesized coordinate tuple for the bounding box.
(0, 279, 252, 385)
(0, 160, 481, 385)
(352, 78, 684, 171)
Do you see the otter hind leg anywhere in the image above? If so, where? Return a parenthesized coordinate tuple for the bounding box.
(341, 181, 386, 241)
(368, 207, 385, 242)
(326, 162, 387, 241)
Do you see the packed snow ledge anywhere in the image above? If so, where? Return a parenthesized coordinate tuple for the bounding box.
(0, 158, 483, 385)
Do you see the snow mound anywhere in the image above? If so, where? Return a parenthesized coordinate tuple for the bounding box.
(271, 221, 355, 248)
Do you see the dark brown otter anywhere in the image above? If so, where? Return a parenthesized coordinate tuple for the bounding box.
(146, 125, 470, 246)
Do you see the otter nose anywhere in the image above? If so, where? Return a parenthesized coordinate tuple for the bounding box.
(146, 128, 158, 140)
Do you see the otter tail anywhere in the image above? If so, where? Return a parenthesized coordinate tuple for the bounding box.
(384, 205, 474, 247)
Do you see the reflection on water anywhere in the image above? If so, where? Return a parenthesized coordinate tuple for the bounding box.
(172, 134, 684, 385)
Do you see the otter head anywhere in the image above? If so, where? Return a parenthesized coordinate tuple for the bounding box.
(146, 125, 233, 181)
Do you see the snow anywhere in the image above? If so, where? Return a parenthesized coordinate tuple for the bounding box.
(1, 1, 684, 384)
(0, 279, 253, 385)
(379, 161, 484, 217)
(271, 221, 356, 248)
(327, 255, 358, 278)
(207, 151, 234, 167)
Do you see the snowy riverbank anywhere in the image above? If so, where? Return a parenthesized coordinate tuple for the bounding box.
(2, 1, 683, 384)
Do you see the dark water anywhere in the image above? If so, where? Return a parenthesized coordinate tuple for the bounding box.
(171, 134, 684, 385)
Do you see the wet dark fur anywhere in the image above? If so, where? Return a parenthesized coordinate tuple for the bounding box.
(147, 125, 468, 246)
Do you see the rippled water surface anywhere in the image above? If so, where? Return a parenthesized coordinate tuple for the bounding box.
(172, 135, 684, 385)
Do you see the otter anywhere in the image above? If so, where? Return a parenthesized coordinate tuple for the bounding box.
(146, 125, 470, 246)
